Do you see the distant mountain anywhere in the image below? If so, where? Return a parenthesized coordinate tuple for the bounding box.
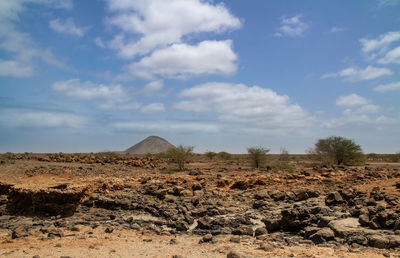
(124, 136, 175, 154)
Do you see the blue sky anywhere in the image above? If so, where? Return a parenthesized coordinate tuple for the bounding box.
(0, 0, 399, 154)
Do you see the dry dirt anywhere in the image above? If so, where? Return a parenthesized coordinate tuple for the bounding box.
(0, 156, 400, 258)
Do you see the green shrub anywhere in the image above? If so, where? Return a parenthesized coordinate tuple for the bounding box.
(218, 151, 233, 160)
(247, 147, 270, 168)
(165, 145, 194, 171)
(311, 136, 364, 165)
(205, 151, 217, 160)
(279, 147, 290, 161)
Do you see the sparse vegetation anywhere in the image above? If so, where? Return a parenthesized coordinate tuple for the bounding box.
(165, 145, 194, 171)
(390, 152, 400, 163)
(205, 151, 217, 160)
(311, 136, 364, 165)
(218, 151, 233, 160)
(247, 147, 270, 168)
(279, 147, 290, 161)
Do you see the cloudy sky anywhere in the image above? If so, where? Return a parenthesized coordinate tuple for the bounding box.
(0, 0, 399, 154)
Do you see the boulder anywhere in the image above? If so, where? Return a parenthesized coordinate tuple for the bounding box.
(325, 191, 344, 206)
(309, 227, 335, 244)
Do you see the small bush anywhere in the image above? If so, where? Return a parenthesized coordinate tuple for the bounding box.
(165, 145, 194, 171)
(247, 147, 270, 168)
(218, 151, 233, 160)
(205, 151, 217, 160)
(390, 152, 400, 162)
(279, 147, 290, 161)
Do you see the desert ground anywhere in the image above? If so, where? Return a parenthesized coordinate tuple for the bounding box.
(0, 153, 400, 258)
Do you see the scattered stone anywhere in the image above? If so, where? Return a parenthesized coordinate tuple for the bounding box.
(105, 227, 114, 233)
(259, 243, 274, 251)
(309, 228, 334, 244)
(254, 227, 267, 236)
(229, 236, 240, 243)
(11, 227, 28, 239)
(227, 251, 244, 258)
(200, 234, 213, 243)
(325, 191, 344, 206)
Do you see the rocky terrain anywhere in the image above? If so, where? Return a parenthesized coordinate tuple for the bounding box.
(0, 155, 400, 257)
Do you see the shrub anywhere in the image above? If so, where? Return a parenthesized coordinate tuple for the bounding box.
(312, 136, 364, 165)
(205, 151, 217, 160)
(390, 152, 400, 162)
(279, 147, 290, 161)
(165, 145, 194, 171)
(247, 147, 270, 168)
(218, 151, 233, 160)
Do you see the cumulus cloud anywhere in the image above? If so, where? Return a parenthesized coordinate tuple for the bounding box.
(52, 79, 140, 110)
(113, 121, 220, 134)
(274, 14, 309, 37)
(94, 37, 106, 48)
(52, 79, 128, 101)
(360, 31, 400, 64)
(140, 103, 165, 114)
(119, 40, 237, 80)
(0, 0, 67, 77)
(105, 0, 241, 58)
(374, 81, 400, 92)
(0, 108, 85, 129)
(360, 31, 400, 53)
(0, 59, 34, 77)
(175, 82, 312, 131)
(324, 94, 386, 128)
(49, 18, 88, 37)
(142, 80, 163, 94)
(336, 94, 368, 107)
(378, 46, 400, 64)
(321, 66, 393, 82)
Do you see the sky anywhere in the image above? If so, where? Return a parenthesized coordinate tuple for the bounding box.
(0, 0, 399, 154)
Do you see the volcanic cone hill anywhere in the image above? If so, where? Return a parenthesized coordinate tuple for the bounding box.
(124, 136, 175, 154)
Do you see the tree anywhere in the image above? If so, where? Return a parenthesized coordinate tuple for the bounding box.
(247, 147, 270, 168)
(279, 147, 290, 161)
(204, 151, 217, 160)
(313, 136, 364, 165)
(165, 145, 194, 171)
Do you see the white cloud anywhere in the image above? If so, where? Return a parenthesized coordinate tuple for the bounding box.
(52, 79, 128, 101)
(105, 0, 241, 58)
(0, 108, 85, 129)
(360, 31, 400, 53)
(0, 0, 67, 77)
(140, 103, 165, 114)
(378, 46, 400, 64)
(175, 82, 312, 131)
(325, 94, 387, 128)
(97, 101, 140, 111)
(94, 37, 106, 48)
(330, 27, 344, 33)
(374, 81, 400, 92)
(49, 18, 88, 37)
(336, 94, 368, 107)
(51, 79, 143, 111)
(120, 40, 237, 80)
(360, 31, 400, 63)
(321, 66, 393, 82)
(0, 59, 34, 77)
(113, 121, 220, 134)
(274, 14, 309, 37)
(378, 0, 400, 7)
(142, 80, 163, 94)
(51, 0, 73, 9)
